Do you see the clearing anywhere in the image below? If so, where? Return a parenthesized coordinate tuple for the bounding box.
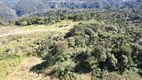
(0, 20, 77, 38)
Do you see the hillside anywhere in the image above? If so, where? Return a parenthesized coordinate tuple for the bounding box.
(0, 20, 142, 80)
(0, 6, 142, 79)
(0, 0, 140, 20)
(0, 3, 17, 22)
(0, 0, 142, 80)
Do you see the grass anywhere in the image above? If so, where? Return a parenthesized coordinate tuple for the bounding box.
(0, 56, 24, 80)
(22, 20, 76, 30)
(79, 19, 104, 25)
(0, 32, 49, 79)
(22, 24, 58, 30)
(0, 32, 51, 56)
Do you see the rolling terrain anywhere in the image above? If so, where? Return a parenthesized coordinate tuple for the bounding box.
(0, 0, 142, 80)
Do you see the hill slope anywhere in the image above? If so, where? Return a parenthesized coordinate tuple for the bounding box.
(0, 0, 141, 22)
(0, 3, 17, 22)
(0, 0, 138, 15)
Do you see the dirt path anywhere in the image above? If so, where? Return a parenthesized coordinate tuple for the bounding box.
(7, 57, 58, 80)
(7, 57, 91, 80)
(0, 27, 71, 38)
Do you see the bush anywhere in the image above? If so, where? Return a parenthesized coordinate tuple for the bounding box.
(92, 45, 107, 62)
(121, 43, 132, 55)
(20, 21, 28, 26)
(74, 36, 86, 47)
(52, 59, 76, 79)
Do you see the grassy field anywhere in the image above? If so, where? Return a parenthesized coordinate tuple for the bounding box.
(0, 56, 24, 80)
(0, 32, 51, 80)
(22, 24, 58, 30)
(22, 20, 76, 30)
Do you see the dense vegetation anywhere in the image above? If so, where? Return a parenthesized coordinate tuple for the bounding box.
(26, 8, 142, 79)
(30, 21, 142, 79)
(9, 7, 142, 28)
(9, 11, 95, 26)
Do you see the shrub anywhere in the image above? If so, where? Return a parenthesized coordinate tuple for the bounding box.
(20, 21, 28, 26)
(52, 59, 76, 79)
(68, 37, 75, 47)
(92, 45, 107, 62)
(121, 43, 132, 55)
(74, 36, 86, 47)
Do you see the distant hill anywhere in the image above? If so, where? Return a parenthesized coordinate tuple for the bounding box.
(2, 0, 20, 3)
(13, 0, 127, 16)
(0, 3, 17, 22)
(0, 0, 141, 22)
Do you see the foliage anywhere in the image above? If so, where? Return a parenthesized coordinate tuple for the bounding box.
(31, 21, 142, 79)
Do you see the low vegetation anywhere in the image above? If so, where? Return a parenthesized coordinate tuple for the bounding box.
(0, 32, 53, 79)
(0, 55, 23, 80)
(22, 20, 75, 30)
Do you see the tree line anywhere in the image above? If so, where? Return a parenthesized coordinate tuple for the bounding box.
(9, 8, 142, 28)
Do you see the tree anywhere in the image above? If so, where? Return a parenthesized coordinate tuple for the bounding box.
(20, 20, 28, 26)
(121, 43, 132, 56)
(107, 53, 118, 69)
(36, 18, 45, 24)
(68, 37, 75, 47)
(74, 36, 86, 47)
(92, 45, 107, 62)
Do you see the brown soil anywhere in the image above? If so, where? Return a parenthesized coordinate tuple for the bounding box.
(0, 27, 22, 35)
(7, 57, 58, 80)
